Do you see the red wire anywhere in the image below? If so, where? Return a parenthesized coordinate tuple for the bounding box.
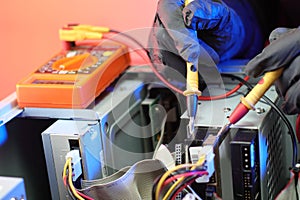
(130, 48, 249, 100)
(63, 176, 67, 186)
(198, 76, 250, 100)
(104, 32, 249, 100)
(213, 192, 223, 200)
(63, 162, 94, 200)
(162, 171, 208, 188)
(103, 35, 184, 95)
(77, 190, 94, 200)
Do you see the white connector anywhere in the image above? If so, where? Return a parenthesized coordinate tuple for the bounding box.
(189, 145, 215, 183)
(65, 150, 82, 181)
(182, 193, 198, 200)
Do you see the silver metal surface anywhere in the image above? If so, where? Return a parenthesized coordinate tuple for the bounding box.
(0, 92, 23, 126)
(94, 79, 153, 175)
(182, 85, 278, 129)
(182, 84, 294, 199)
(41, 78, 153, 199)
(42, 120, 101, 200)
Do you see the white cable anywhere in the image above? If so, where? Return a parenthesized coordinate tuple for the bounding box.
(152, 114, 168, 159)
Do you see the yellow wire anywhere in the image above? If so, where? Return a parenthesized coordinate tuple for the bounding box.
(155, 155, 206, 200)
(155, 163, 193, 200)
(67, 157, 85, 200)
(63, 158, 70, 181)
(162, 155, 206, 200)
(163, 180, 182, 200)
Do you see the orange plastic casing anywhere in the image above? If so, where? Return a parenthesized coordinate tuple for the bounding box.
(16, 39, 131, 108)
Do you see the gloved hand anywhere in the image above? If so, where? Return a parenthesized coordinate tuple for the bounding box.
(182, 0, 247, 62)
(148, 0, 246, 69)
(245, 27, 300, 114)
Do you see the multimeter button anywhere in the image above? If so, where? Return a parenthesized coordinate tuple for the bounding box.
(59, 70, 68, 74)
(102, 51, 113, 57)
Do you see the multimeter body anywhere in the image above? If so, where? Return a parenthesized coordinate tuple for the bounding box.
(16, 40, 130, 108)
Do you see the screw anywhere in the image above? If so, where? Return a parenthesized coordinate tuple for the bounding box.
(256, 107, 265, 114)
(223, 107, 231, 112)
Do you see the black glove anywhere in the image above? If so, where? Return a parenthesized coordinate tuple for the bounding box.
(245, 27, 300, 114)
(182, 0, 247, 62)
(148, 0, 246, 67)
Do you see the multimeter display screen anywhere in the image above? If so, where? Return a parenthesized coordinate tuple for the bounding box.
(32, 80, 75, 85)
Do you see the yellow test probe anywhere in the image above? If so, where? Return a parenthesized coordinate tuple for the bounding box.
(217, 68, 284, 136)
(59, 24, 110, 41)
(183, 62, 201, 136)
(183, 0, 201, 137)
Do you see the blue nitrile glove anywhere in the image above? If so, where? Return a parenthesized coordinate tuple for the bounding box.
(245, 27, 300, 114)
(148, 0, 256, 68)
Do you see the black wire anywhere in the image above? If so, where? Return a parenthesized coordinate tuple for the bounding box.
(291, 167, 300, 200)
(108, 29, 180, 91)
(151, 170, 188, 200)
(152, 166, 207, 200)
(222, 73, 298, 167)
(152, 173, 163, 200)
(296, 184, 299, 200)
(108, 29, 185, 95)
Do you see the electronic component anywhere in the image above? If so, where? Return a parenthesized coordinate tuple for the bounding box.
(41, 79, 154, 199)
(16, 39, 130, 108)
(189, 145, 215, 183)
(42, 120, 103, 200)
(0, 176, 27, 200)
(65, 150, 82, 181)
(231, 129, 260, 200)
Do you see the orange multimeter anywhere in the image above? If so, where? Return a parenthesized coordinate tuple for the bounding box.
(16, 39, 131, 108)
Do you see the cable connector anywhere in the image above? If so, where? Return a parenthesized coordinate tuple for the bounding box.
(182, 193, 197, 200)
(66, 150, 82, 181)
(189, 145, 215, 183)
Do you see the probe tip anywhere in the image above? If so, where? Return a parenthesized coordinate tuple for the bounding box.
(217, 123, 232, 137)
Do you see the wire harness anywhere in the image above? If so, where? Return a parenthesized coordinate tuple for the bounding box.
(152, 155, 208, 200)
(63, 150, 94, 200)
